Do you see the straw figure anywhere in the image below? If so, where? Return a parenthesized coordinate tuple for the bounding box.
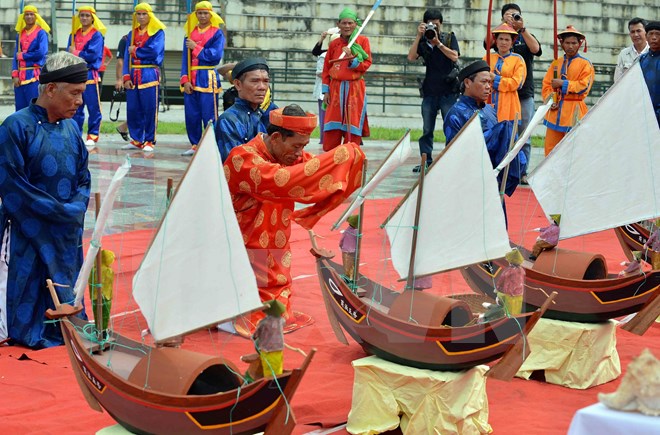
(644, 218, 660, 270)
(530, 214, 561, 260)
(618, 251, 644, 277)
(253, 300, 286, 377)
(340, 215, 360, 281)
(495, 248, 526, 315)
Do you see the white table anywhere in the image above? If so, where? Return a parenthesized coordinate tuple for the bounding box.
(567, 403, 660, 435)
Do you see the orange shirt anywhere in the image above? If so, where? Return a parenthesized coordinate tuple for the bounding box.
(484, 51, 526, 122)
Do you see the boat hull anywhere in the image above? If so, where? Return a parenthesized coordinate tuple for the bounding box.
(614, 223, 651, 262)
(61, 319, 297, 434)
(461, 247, 660, 323)
(317, 259, 538, 371)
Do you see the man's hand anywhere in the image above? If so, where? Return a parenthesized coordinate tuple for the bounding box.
(68, 46, 75, 54)
(12, 77, 20, 87)
(128, 45, 137, 56)
(551, 78, 563, 89)
(341, 46, 352, 56)
(124, 80, 135, 90)
(114, 79, 124, 91)
(185, 39, 196, 50)
(323, 93, 330, 106)
(417, 22, 426, 36)
(183, 82, 194, 94)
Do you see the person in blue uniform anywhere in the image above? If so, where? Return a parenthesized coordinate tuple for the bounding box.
(12, 5, 50, 111)
(121, 2, 166, 152)
(444, 60, 525, 223)
(180, 1, 225, 156)
(214, 57, 276, 160)
(67, 6, 106, 147)
(0, 51, 91, 349)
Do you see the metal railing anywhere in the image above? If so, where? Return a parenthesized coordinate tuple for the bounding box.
(99, 48, 615, 110)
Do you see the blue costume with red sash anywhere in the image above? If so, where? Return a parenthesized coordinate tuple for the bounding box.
(12, 25, 48, 111)
(123, 28, 165, 148)
(68, 28, 104, 140)
(181, 25, 224, 147)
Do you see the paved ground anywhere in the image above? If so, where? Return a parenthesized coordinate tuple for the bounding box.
(0, 104, 544, 237)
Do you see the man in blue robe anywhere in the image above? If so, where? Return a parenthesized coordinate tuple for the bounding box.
(0, 51, 91, 349)
(215, 57, 277, 161)
(444, 60, 525, 198)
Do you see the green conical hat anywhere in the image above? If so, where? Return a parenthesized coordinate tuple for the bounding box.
(505, 249, 524, 266)
(263, 299, 285, 317)
(550, 214, 561, 224)
(347, 215, 359, 228)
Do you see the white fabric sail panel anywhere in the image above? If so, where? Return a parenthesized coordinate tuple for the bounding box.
(528, 63, 660, 240)
(74, 157, 131, 306)
(494, 100, 552, 175)
(334, 130, 412, 229)
(385, 117, 511, 279)
(132, 129, 263, 342)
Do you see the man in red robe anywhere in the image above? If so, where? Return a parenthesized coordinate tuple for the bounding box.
(225, 104, 366, 336)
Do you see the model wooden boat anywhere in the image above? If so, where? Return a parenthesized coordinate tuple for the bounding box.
(615, 222, 652, 262)
(463, 63, 660, 330)
(47, 128, 312, 434)
(315, 121, 553, 377)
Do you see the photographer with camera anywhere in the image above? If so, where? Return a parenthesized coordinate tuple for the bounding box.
(407, 9, 460, 173)
(500, 3, 541, 183)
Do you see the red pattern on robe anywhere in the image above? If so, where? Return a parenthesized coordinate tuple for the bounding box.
(224, 134, 365, 332)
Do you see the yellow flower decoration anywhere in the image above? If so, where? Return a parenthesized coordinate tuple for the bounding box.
(223, 165, 230, 181)
(281, 288, 292, 298)
(249, 167, 261, 186)
(274, 168, 291, 187)
(275, 230, 287, 248)
(304, 158, 321, 176)
(259, 231, 269, 248)
(267, 253, 275, 268)
(270, 209, 278, 225)
(238, 181, 251, 193)
(276, 274, 288, 285)
(255, 210, 264, 227)
(262, 190, 274, 197)
(252, 155, 267, 166)
(288, 186, 305, 198)
(231, 155, 244, 172)
(319, 174, 333, 190)
(281, 251, 292, 268)
(334, 146, 349, 164)
(281, 209, 292, 227)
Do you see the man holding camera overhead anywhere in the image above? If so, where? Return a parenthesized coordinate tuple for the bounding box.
(500, 3, 541, 183)
(407, 9, 460, 173)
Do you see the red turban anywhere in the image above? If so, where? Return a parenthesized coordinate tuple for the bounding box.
(269, 108, 318, 135)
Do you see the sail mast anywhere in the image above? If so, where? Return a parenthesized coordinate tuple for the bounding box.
(404, 155, 427, 290)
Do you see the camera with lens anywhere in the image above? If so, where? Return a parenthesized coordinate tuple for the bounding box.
(424, 22, 438, 40)
(512, 13, 522, 21)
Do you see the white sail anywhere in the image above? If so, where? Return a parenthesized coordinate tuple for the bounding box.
(385, 116, 511, 279)
(528, 62, 660, 240)
(494, 99, 552, 175)
(74, 157, 131, 306)
(333, 130, 412, 229)
(132, 128, 263, 342)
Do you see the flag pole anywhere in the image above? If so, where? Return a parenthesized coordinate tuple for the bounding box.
(337, 0, 382, 60)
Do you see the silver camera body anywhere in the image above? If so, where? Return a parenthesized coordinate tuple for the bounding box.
(424, 22, 438, 40)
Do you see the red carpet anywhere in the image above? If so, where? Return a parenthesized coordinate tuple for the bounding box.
(1, 187, 659, 434)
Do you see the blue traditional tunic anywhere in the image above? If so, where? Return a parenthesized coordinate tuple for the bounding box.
(181, 25, 224, 147)
(12, 25, 49, 111)
(215, 97, 268, 161)
(123, 28, 165, 147)
(444, 95, 525, 196)
(639, 49, 660, 127)
(67, 28, 105, 139)
(0, 103, 91, 349)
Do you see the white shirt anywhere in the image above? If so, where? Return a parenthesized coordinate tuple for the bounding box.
(313, 52, 326, 100)
(614, 43, 649, 81)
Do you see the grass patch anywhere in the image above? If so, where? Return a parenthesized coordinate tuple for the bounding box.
(100, 121, 545, 147)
